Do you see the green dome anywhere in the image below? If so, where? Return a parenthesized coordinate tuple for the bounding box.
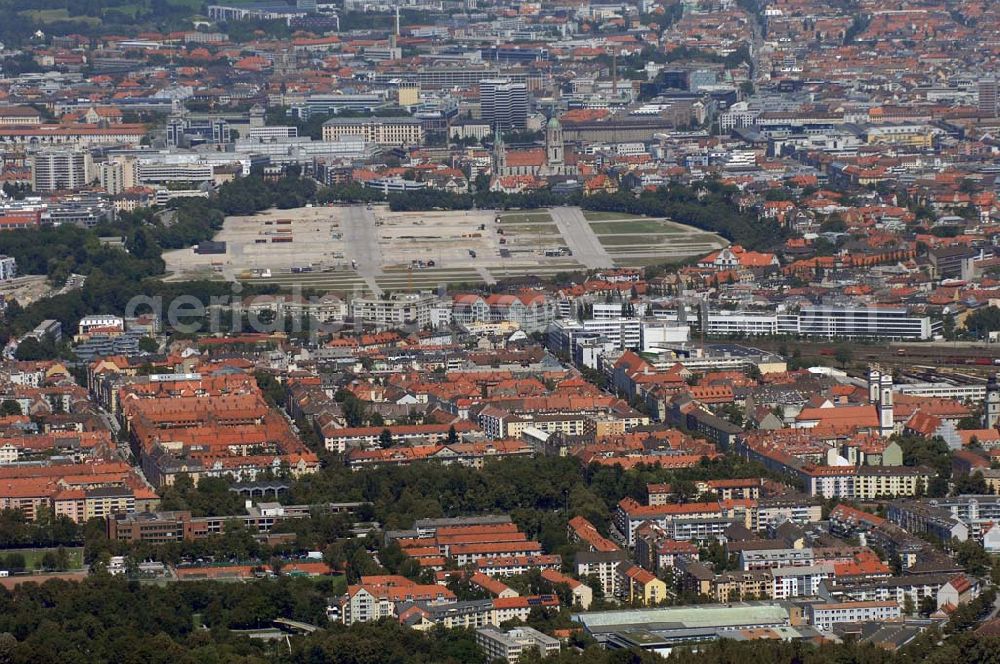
(547, 116, 561, 129)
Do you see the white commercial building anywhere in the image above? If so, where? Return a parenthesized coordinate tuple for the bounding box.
(235, 135, 376, 163)
(895, 383, 987, 402)
(247, 126, 298, 141)
(640, 321, 691, 351)
(549, 317, 689, 363)
(548, 318, 641, 354)
(650, 306, 938, 340)
(136, 162, 215, 184)
(795, 306, 937, 340)
(651, 308, 780, 336)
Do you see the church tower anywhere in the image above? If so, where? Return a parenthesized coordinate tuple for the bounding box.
(867, 366, 880, 405)
(493, 123, 506, 177)
(545, 115, 564, 173)
(985, 374, 1000, 430)
(879, 371, 894, 437)
(868, 366, 894, 437)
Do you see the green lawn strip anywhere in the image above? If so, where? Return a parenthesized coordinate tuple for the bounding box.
(589, 220, 678, 234)
(581, 211, 645, 221)
(498, 213, 553, 224)
(597, 235, 685, 246)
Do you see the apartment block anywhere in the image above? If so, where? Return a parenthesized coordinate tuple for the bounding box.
(575, 550, 628, 597)
(806, 601, 901, 632)
(475, 626, 559, 663)
(350, 292, 440, 329)
(31, 150, 91, 192)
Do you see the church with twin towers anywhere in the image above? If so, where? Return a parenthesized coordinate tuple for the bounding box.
(493, 115, 577, 178)
(868, 366, 895, 438)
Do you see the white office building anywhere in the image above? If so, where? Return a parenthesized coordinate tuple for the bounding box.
(136, 162, 215, 185)
(550, 317, 689, 361)
(652, 308, 780, 336)
(247, 125, 298, 141)
(650, 306, 938, 340)
(795, 306, 937, 340)
(235, 135, 376, 163)
(548, 318, 641, 354)
(895, 383, 987, 402)
(640, 321, 691, 351)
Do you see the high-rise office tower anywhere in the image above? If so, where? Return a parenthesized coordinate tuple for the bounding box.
(978, 78, 998, 117)
(479, 79, 528, 131)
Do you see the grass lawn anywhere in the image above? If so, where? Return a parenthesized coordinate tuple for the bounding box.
(19, 9, 101, 24)
(582, 211, 644, 221)
(383, 266, 481, 274)
(498, 213, 553, 224)
(589, 220, 679, 234)
(613, 256, 689, 267)
(597, 235, 678, 247)
(322, 574, 347, 595)
(688, 233, 727, 244)
(503, 224, 558, 235)
(1, 547, 85, 570)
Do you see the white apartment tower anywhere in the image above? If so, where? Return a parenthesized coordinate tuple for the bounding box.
(31, 150, 91, 192)
(99, 161, 125, 195)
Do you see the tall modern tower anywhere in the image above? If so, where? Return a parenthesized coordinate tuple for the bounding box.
(479, 79, 528, 131)
(979, 78, 998, 118)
